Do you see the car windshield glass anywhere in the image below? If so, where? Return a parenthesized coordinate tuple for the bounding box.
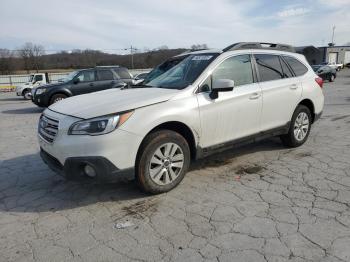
(63, 71, 79, 82)
(147, 53, 218, 89)
(142, 55, 189, 84)
(29, 75, 34, 83)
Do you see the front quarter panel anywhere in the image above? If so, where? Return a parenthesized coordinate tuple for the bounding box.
(120, 94, 201, 147)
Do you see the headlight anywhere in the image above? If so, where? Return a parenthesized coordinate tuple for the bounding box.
(68, 111, 134, 136)
(36, 88, 46, 95)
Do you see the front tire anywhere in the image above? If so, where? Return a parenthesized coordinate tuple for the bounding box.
(280, 105, 312, 148)
(329, 74, 335, 82)
(136, 130, 190, 194)
(50, 94, 67, 105)
(23, 89, 31, 100)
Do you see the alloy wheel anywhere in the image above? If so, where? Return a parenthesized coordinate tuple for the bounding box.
(148, 143, 184, 186)
(293, 112, 309, 141)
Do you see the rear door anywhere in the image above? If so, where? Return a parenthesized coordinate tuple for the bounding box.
(255, 54, 302, 131)
(114, 68, 133, 85)
(96, 69, 118, 91)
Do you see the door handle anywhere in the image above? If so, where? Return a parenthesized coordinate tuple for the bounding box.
(89, 83, 94, 87)
(290, 84, 298, 90)
(249, 93, 261, 100)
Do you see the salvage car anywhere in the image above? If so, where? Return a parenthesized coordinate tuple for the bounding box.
(38, 42, 324, 194)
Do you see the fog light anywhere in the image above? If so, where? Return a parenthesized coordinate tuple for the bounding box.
(84, 164, 96, 178)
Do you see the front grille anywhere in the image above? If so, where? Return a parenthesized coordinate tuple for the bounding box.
(38, 115, 59, 143)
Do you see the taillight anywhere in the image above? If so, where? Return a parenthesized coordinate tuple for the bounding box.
(315, 77, 323, 88)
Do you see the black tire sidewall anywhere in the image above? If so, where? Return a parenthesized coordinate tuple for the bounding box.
(50, 94, 67, 105)
(285, 105, 312, 147)
(23, 90, 31, 100)
(136, 130, 190, 194)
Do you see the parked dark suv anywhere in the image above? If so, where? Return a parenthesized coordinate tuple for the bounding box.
(32, 66, 133, 107)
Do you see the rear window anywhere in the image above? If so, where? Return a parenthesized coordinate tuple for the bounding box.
(114, 68, 131, 79)
(255, 54, 284, 82)
(283, 56, 308, 76)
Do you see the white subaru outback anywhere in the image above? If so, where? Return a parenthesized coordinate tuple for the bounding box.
(38, 42, 324, 194)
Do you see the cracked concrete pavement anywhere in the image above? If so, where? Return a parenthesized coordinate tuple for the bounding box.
(0, 70, 350, 262)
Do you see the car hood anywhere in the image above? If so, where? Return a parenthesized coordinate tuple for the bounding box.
(41, 82, 65, 89)
(49, 87, 179, 119)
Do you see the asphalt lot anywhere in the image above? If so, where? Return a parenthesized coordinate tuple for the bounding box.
(1, 70, 350, 262)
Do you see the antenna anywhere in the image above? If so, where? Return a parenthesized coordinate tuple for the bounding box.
(331, 26, 336, 46)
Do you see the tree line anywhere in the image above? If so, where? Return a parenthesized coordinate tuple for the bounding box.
(0, 42, 208, 75)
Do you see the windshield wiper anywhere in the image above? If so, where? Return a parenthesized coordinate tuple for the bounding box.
(130, 84, 154, 88)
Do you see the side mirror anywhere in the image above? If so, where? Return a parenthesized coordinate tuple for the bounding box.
(73, 78, 80, 84)
(210, 79, 234, 99)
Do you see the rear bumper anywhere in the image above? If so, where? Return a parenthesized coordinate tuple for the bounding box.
(40, 149, 134, 182)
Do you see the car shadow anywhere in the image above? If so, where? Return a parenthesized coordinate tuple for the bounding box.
(0, 97, 25, 102)
(2, 107, 44, 114)
(0, 138, 285, 214)
(0, 153, 148, 213)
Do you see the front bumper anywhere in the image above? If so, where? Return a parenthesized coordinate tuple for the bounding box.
(40, 149, 134, 181)
(32, 93, 50, 107)
(38, 109, 143, 182)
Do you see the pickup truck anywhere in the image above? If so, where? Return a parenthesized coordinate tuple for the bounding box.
(16, 73, 50, 99)
(321, 62, 343, 71)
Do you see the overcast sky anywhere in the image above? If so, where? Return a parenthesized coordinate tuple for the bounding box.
(0, 0, 349, 53)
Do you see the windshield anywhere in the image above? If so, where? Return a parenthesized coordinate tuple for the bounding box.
(63, 71, 79, 82)
(147, 53, 218, 89)
(142, 55, 189, 84)
(29, 75, 34, 83)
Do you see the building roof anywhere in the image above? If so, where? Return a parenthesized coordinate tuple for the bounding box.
(295, 46, 320, 53)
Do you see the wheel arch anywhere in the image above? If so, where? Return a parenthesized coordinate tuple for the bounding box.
(136, 121, 198, 163)
(298, 99, 315, 123)
(49, 90, 72, 103)
(21, 88, 31, 95)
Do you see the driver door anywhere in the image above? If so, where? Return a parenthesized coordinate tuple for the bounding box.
(71, 70, 96, 95)
(196, 54, 262, 148)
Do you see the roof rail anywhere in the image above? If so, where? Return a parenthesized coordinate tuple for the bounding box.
(223, 42, 296, 53)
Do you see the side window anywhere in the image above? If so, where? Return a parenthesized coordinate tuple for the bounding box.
(97, 70, 114, 81)
(283, 56, 308, 76)
(77, 71, 95, 82)
(212, 54, 254, 87)
(34, 75, 43, 82)
(280, 57, 294, 78)
(255, 54, 284, 82)
(115, 68, 131, 79)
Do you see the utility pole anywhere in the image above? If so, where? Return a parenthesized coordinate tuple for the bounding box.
(331, 25, 336, 46)
(124, 45, 138, 69)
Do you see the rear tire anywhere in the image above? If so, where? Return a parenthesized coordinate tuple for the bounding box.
(280, 105, 312, 148)
(50, 94, 67, 105)
(136, 130, 190, 194)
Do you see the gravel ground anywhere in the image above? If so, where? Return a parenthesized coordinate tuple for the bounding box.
(0, 70, 350, 262)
